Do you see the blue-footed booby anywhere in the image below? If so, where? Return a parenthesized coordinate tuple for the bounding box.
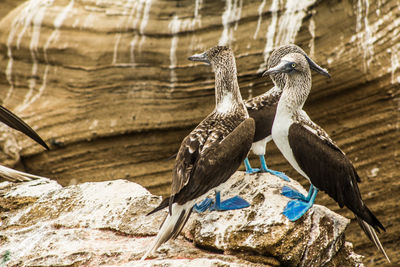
(195, 45, 330, 212)
(244, 44, 330, 178)
(0, 105, 49, 182)
(264, 53, 390, 262)
(141, 46, 255, 259)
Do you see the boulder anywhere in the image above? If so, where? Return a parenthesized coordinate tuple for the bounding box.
(0, 172, 364, 266)
(0, 0, 398, 264)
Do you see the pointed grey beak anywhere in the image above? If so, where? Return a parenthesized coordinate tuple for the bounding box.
(304, 55, 331, 78)
(188, 51, 210, 65)
(262, 61, 292, 76)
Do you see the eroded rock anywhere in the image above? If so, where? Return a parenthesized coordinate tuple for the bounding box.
(0, 172, 364, 266)
(184, 172, 354, 267)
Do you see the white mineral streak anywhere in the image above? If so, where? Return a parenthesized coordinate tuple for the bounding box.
(168, 0, 203, 88)
(258, 0, 316, 72)
(138, 0, 152, 52)
(308, 17, 316, 58)
(218, 0, 243, 46)
(16, 4, 48, 113)
(24, 0, 74, 113)
(169, 15, 181, 87)
(390, 44, 400, 84)
(4, 1, 54, 103)
(253, 0, 266, 40)
(127, 0, 146, 63)
(355, 0, 374, 71)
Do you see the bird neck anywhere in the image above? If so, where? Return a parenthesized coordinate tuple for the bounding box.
(277, 71, 311, 115)
(214, 66, 245, 114)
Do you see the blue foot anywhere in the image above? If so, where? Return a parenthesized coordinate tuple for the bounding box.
(283, 199, 313, 221)
(282, 186, 319, 221)
(193, 198, 213, 213)
(281, 186, 308, 201)
(209, 191, 250, 211)
(244, 158, 261, 174)
(259, 155, 290, 182)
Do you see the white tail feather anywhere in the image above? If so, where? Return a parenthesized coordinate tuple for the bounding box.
(140, 201, 194, 261)
(357, 217, 390, 262)
(0, 165, 47, 182)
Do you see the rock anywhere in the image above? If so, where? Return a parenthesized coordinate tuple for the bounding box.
(0, 0, 398, 264)
(0, 172, 364, 266)
(184, 172, 359, 267)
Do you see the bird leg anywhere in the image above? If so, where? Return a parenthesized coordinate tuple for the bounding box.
(244, 158, 261, 174)
(193, 191, 250, 213)
(259, 155, 290, 182)
(282, 185, 319, 221)
(209, 191, 250, 211)
(281, 184, 315, 201)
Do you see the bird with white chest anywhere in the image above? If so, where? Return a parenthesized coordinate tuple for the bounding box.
(243, 44, 330, 178)
(264, 52, 390, 262)
(141, 46, 255, 259)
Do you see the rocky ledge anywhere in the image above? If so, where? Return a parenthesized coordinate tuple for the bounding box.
(0, 172, 363, 266)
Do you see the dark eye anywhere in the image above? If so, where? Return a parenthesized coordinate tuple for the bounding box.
(291, 63, 296, 68)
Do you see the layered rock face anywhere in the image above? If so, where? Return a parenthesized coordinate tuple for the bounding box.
(0, 0, 398, 265)
(0, 172, 364, 266)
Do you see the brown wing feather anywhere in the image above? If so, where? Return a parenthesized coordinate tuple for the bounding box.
(288, 123, 384, 231)
(247, 103, 277, 142)
(173, 118, 255, 205)
(0, 105, 49, 150)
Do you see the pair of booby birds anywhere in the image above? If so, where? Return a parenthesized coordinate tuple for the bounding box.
(0, 105, 49, 181)
(142, 45, 389, 261)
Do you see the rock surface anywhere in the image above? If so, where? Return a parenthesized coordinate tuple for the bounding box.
(0, 172, 364, 266)
(0, 0, 398, 265)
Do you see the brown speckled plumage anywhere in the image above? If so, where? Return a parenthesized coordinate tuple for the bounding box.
(143, 46, 254, 259)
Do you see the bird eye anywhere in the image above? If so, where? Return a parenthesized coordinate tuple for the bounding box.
(291, 63, 296, 68)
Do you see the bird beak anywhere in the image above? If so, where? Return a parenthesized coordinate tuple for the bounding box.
(188, 51, 210, 65)
(262, 61, 291, 76)
(304, 55, 331, 78)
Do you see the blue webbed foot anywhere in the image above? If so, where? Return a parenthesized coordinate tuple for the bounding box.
(281, 185, 308, 201)
(259, 155, 290, 182)
(282, 185, 319, 221)
(193, 198, 213, 213)
(283, 199, 313, 221)
(210, 195, 250, 211)
(244, 158, 261, 174)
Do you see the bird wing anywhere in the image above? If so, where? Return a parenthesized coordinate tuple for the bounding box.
(171, 117, 255, 204)
(247, 103, 277, 142)
(0, 105, 49, 150)
(288, 122, 384, 231)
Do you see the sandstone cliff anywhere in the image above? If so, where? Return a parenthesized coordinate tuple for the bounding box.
(0, 0, 398, 265)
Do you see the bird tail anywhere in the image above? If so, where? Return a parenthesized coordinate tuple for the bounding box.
(355, 215, 390, 262)
(0, 165, 47, 182)
(140, 201, 194, 261)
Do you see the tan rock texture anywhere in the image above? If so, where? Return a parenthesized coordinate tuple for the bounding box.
(0, 172, 364, 266)
(0, 0, 398, 265)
